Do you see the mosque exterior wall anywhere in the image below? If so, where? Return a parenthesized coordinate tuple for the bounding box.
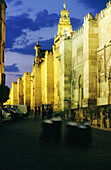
(7, 1, 111, 114)
(59, 37, 72, 111)
(97, 2, 111, 106)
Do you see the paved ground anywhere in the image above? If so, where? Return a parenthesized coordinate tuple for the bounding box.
(0, 117, 111, 170)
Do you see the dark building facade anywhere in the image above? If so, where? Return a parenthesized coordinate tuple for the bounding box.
(0, 0, 7, 85)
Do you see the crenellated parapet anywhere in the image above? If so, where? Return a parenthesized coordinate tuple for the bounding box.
(45, 50, 53, 56)
(92, 1, 111, 22)
(72, 26, 84, 40)
(83, 1, 111, 22)
(97, 1, 111, 21)
(17, 77, 22, 81)
(106, 1, 111, 8)
(84, 13, 94, 23)
(12, 81, 17, 85)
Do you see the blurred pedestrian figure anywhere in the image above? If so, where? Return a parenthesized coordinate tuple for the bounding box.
(27, 105, 30, 116)
(38, 106, 40, 115)
(48, 105, 53, 119)
(35, 105, 37, 120)
(42, 104, 45, 119)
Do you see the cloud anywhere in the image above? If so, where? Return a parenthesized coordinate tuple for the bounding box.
(6, 9, 82, 54)
(5, 63, 20, 72)
(37, 38, 54, 50)
(6, 0, 23, 5)
(5, 51, 34, 88)
(16, 74, 23, 78)
(77, 0, 108, 13)
(35, 9, 59, 28)
(6, 13, 35, 49)
(6, 10, 59, 50)
(8, 38, 54, 55)
(12, 42, 35, 55)
(27, 8, 33, 13)
(13, 0, 23, 6)
(6, 0, 14, 3)
(6, 22, 58, 54)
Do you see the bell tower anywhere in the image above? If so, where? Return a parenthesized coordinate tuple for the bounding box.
(57, 1, 72, 36)
(0, 0, 7, 85)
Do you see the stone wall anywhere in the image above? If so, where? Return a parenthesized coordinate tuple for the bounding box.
(97, 2, 111, 106)
(60, 36, 72, 111)
(71, 27, 84, 109)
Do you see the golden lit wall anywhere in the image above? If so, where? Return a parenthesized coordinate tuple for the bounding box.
(53, 41, 61, 111)
(97, 2, 111, 105)
(46, 52, 54, 104)
(71, 27, 84, 109)
(41, 54, 47, 104)
(22, 72, 31, 106)
(17, 77, 23, 105)
(11, 82, 18, 105)
(59, 36, 72, 111)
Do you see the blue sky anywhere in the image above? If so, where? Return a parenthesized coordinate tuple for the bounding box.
(5, 0, 109, 88)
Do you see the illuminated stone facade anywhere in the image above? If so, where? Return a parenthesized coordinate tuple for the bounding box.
(53, 2, 72, 110)
(97, 2, 111, 106)
(11, 82, 18, 105)
(8, 1, 111, 112)
(71, 1, 111, 110)
(0, 0, 7, 85)
(71, 14, 98, 110)
(30, 42, 54, 109)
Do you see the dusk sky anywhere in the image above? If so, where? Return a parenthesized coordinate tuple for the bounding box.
(5, 0, 109, 88)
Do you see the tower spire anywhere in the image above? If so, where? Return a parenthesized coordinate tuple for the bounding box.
(63, 1, 66, 9)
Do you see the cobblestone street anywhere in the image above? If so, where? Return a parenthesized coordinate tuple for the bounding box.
(0, 117, 111, 170)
